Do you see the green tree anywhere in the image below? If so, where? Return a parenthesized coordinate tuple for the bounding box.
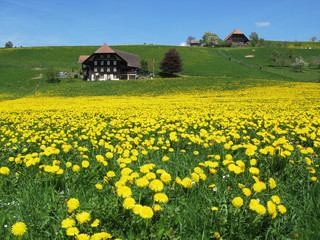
(269, 50, 285, 67)
(159, 49, 183, 76)
(201, 32, 222, 47)
(46, 67, 60, 83)
(311, 36, 317, 42)
(249, 32, 259, 47)
(5, 41, 13, 48)
(314, 56, 320, 69)
(139, 59, 150, 76)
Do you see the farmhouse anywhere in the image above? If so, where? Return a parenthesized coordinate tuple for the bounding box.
(224, 29, 249, 46)
(190, 39, 201, 46)
(78, 43, 140, 81)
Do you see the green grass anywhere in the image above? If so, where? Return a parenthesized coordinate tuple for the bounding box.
(1, 45, 320, 100)
(219, 47, 320, 82)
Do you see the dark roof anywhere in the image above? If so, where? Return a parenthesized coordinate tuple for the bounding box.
(79, 44, 140, 68)
(224, 29, 249, 41)
(114, 49, 140, 68)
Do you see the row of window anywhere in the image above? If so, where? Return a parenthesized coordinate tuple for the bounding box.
(94, 67, 117, 73)
(94, 60, 116, 66)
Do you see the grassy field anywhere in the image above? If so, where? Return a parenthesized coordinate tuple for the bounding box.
(0, 82, 320, 239)
(219, 47, 320, 82)
(1, 44, 311, 100)
(0, 44, 320, 239)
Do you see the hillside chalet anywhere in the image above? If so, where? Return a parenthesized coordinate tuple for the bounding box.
(78, 43, 140, 81)
(224, 29, 249, 46)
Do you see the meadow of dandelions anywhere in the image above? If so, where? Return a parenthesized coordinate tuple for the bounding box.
(0, 82, 320, 239)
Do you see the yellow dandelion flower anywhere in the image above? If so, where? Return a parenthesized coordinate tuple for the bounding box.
(61, 218, 76, 228)
(66, 227, 79, 236)
(211, 207, 219, 211)
(139, 206, 154, 219)
(0, 166, 10, 175)
(277, 205, 287, 214)
(249, 167, 260, 175)
(160, 172, 172, 184)
(153, 204, 162, 212)
(242, 188, 252, 197)
(107, 171, 116, 178)
(76, 211, 91, 224)
(123, 197, 136, 209)
(271, 195, 281, 204)
(232, 197, 243, 208)
(162, 156, 170, 162)
(90, 219, 100, 227)
(267, 201, 277, 218)
(81, 160, 90, 168)
(95, 183, 103, 190)
(67, 198, 80, 210)
(135, 177, 149, 187)
(76, 233, 90, 240)
(133, 204, 143, 215)
(154, 193, 169, 203)
(72, 165, 80, 172)
(269, 178, 277, 189)
(214, 232, 221, 239)
(149, 179, 164, 192)
(106, 152, 114, 159)
(11, 222, 27, 236)
(117, 186, 132, 198)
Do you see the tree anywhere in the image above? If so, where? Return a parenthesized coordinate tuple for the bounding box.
(46, 67, 60, 83)
(292, 56, 308, 72)
(201, 32, 222, 47)
(314, 56, 320, 69)
(139, 59, 150, 76)
(159, 49, 183, 76)
(186, 36, 196, 46)
(311, 36, 318, 42)
(269, 50, 285, 66)
(5, 41, 13, 48)
(249, 32, 259, 47)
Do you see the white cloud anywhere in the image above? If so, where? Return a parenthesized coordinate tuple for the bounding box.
(180, 42, 187, 46)
(255, 21, 271, 27)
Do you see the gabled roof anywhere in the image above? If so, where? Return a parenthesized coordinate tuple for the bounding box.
(114, 50, 140, 68)
(79, 43, 140, 68)
(224, 29, 248, 41)
(78, 55, 90, 63)
(94, 43, 115, 54)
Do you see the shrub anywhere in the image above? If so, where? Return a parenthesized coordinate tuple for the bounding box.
(46, 67, 60, 83)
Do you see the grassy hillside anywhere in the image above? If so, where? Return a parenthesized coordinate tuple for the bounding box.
(1, 44, 319, 99)
(219, 47, 320, 82)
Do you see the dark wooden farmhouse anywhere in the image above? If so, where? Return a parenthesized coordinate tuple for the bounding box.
(78, 43, 140, 81)
(224, 29, 249, 46)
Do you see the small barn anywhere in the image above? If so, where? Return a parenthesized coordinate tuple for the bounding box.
(224, 29, 249, 46)
(78, 43, 140, 81)
(190, 39, 201, 46)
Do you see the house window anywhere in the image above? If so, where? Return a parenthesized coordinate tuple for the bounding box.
(113, 61, 117, 65)
(100, 54, 104, 58)
(101, 68, 104, 72)
(107, 61, 110, 65)
(83, 64, 86, 69)
(107, 67, 110, 72)
(113, 68, 117, 72)
(107, 54, 110, 58)
(101, 61, 104, 65)
(94, 61, 97, 66)
(94, 68, 97, 72)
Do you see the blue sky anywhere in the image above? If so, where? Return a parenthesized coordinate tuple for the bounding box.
(0, 0, 319, 47)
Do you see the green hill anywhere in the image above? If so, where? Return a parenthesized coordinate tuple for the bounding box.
(1, 45, 319, 100)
